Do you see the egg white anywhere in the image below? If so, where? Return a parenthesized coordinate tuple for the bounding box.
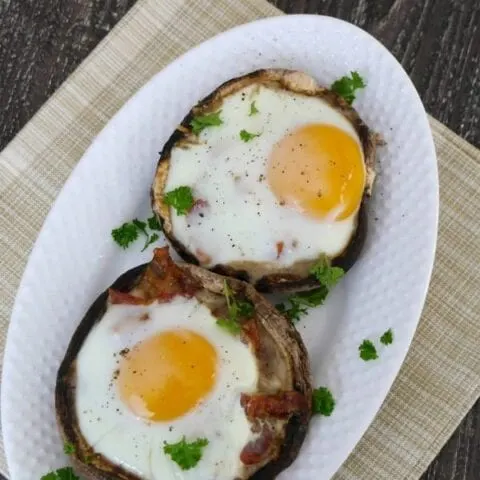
(76, 296, 258, 479)
(165, 84, 364, 268)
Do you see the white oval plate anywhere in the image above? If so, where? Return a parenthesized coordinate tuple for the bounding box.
(2, 15, 438, 480)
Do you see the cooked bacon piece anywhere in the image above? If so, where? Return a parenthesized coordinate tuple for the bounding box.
(240, 424, 274, 465)
(108, 289, 147, 305)
(241, 319, 261, 352)
(276, 241, 284, 259)
(139, 247, 200, 300)
(192, 198, 208, 210)
(241, 391, 308, 419)
(185, 198, 209, 215)
(108, 289, 176, 306)
(109, 247, 200, 305)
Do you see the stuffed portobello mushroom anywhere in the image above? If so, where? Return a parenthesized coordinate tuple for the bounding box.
(152, 69, 378, 293)
(56, 247, 312, 480)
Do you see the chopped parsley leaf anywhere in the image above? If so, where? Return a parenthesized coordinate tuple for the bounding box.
(216, 317, 241, 335)
(249, 101, 259, 116)
(142, 233, 159, 252)
(163, 436, 209, 470)
(147, 214, 162, 231)
(276, 258, 343, 323)
(236, 298, 255, 318)
(224, 281, 254, 320)
(112, 214, 162, 250)
(217, 280, 255, 334)
(276, 287, 329, 323)
(312, 387, 336, 416)
(380, 328, 394, 346)
(132, 218, 147, 236)
(163, 186, 195, 216)
(276, 301, 308, 323)
(41, 467, 79, 480)
(190, 111, 223, 134)
(132, 218, 158, 251)
(359, 339, 378, 361)
(331, 71, 366, 105)
(111, 222, 139, 249)
(291, 287, 329, 307)
(63, 442, 75, 455)
(239, 129, 261, 142)
(310, 257, 345, 289)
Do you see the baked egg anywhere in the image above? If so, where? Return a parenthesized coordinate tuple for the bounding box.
(152, 69, 377, 292)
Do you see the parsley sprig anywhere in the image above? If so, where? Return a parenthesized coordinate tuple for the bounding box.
(163, 186, 195, 216)
(331, 71, 366, 105)
(190, 111, 223, 134)
(217, 280, 254, 334)
(312, 387, 336, 416)
(143, 233, 159, 250)
(276, 287, 328, 323)
(276, 257, 344, 323)
(111, 222, 138, 249)
(164, 436, 209, 470)
(216, 317, 241, 335)
(359, 339, 378, 361)
(111, 214, 162, 250)
(239, 129, 261, 142)
(148, 214, 162, 231)
(41, 467, 79, 480)
(310, 257, 345, 288)
(380, 328, 394, 345)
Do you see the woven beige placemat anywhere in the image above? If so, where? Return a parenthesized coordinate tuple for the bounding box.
(0, 0, 479, 478)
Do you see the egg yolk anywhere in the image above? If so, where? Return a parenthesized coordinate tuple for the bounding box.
(118, 329, 217, 421)
(268, 123, 365, 220)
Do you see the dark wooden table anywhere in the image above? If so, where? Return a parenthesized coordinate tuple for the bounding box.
(0, 1, 478, 479)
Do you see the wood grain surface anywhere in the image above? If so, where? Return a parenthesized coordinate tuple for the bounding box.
(0, 0, 479, 479)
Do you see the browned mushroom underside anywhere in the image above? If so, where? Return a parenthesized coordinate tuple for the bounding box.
(151, 69, 379, 293)
(56, 247, 312, 480)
